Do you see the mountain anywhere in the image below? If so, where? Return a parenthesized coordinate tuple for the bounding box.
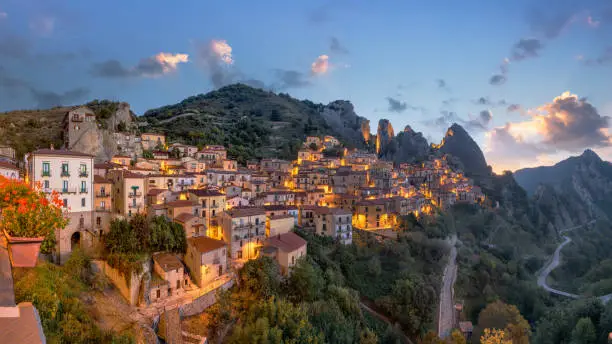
(514, 150, 612, 226)
(434, 123, 490, 178)
(376, 123, 431, 163)
(141, 84, 370, 162)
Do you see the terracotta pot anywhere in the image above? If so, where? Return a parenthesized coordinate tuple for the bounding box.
(3, 229, 44, 268)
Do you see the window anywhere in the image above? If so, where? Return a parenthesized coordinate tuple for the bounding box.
(96, 217, 101, 226)
(79, 217, 84, 227)
(156, 289, 160, 299)
(42, 162, 50, 176)
(61, 163, 69, 176)
(63, 199, 68, 208)
(212, 210, 215, 217)
(202, 200, 207, 207)
(79, 164, 87, 176)
(81, 198, 86, 207)
(81, 181, 87, 193)
(44, 180, 49, 189)
(292, 255, 295, 265)
(176, 280, 180, 290)
(202, 210, 206, 217)
(62, 180, 68, 192)
(255, 218, 260, 225)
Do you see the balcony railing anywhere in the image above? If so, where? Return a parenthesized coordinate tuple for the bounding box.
(95, 207, 110, 212)
(79, 188, 88, 194)
(55, 188, 77, 194)
(128, 192, 142, 198)
(61, 171, 70, 177)
(128, 203, 142, 209)
(95, 192, 109, 198)
(79, 171, 89, 177)
(41, 171, 51, 177)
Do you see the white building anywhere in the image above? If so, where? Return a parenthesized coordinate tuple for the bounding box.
(28, 148, 94, 263)
(0, 161, 20, 180)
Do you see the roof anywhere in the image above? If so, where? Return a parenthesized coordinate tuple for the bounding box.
(357, 199, 390, 206)
(94, 162, 121, 169)
(147, 188, 168, 196)
(314, 207, 352, 215)
(165, 200, 197, 208)
(265, 232, 307, 253)
(0, 302, 46, 344)
(225, 207, 265, 218)
(269, 214, 294, 220)
(93, 175, 111, 184)
(32, 148, 94, 158)
(174, 213, 198, 223)
(189, 189, 224, 197)
(262, 205, 298, 211)
(152, 253, 183, 272)
(0, 161, 18, 170)
(188, 236, 226, 253)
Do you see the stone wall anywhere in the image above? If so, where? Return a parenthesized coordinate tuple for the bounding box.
(93, 260, 150, 306)
(180, 279, 234, 317)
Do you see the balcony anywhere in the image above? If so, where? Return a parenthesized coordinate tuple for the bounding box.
(79, 171, 89, 177)
(128, 192, 142, 198)
(79, 188, 88, 194)
(41, 171, 51, 177)
(56, 188, 77, 194)
(61, 171, 70, 177)
(95, 192, 109, 198)
(95, 207, 110, 212)
(128, 203, 142, 209)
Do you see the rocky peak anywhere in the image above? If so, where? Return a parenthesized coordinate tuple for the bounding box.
(376, 119, 394, 155)
(435, 123, 489, 178)
(319, 100, 369, 148)
(580, 149, 602, 163)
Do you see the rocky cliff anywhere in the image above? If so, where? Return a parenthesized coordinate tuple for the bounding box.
(376, 119, 395, 155)
(377, 124, 431, 163)
(435, 123, 490, 178)
(320, 100, 370, 150)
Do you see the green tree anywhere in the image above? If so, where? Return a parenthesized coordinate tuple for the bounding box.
(571, 318, 596, 344)
(359, 328, 378, 344)
(142, 150, 154, 159)
(130, 214, 150, 252)
(476, 301, 530, 344)
(367, 255, 382, 276)
(228, 297, 324, 344)
(287, 257, 325, 302)
(239, 257, 282, 299)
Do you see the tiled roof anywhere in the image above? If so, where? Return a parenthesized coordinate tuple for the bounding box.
(226, 207, 265, 217)
(314, 207, 352, 215)
(0, 161, 18, 170)
(174, 213, 198, 223)
(147, 188, 168, 196)
(269, 214, 294, 220)
(152, 253, 183, 272)
(188, 236, 226, 253)
(189, 189, 224, 197)
(262, 205, 298, 211)
(32, 148, 94, 158)
(265, 232, 306, 253)
(165, 200, 197, 208)
(93, 175, 111, 184)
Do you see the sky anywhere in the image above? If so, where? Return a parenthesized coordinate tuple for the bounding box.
(1, 0, 611, 172)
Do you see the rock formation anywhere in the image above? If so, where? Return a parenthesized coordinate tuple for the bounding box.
(320, 100, 369, 148)
(435, 123, 490, 178)
(376, 119, 394, 155)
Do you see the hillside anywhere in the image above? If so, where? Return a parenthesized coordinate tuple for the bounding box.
(141, 84, 369, 162)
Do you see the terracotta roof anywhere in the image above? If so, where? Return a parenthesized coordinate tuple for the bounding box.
(165, 200, 197, 208)
(265, 232, 306, 253)
(189, 189, 224, 197)
(32, 148, 94, 158)
(152, 253, 183, 272)
(94, 162, 121, 169)
(122, 171, 146, 179)
(269, 214, 294, 220)
(314, 207, 352, 215)
(174, 213, 198, 223)
(188, 236, 226, 253)
(226, 207, 265, 218)
(0, 302, 46, 344)
(93, 175, 111, 184)
(262, 205, 297, 211)
(147, 188, 168, 196)
(0, 161, 18, 170)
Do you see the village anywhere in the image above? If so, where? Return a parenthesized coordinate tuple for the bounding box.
(0, 106, 485, 336)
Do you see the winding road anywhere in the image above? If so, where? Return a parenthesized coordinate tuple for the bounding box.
(438, 235, 458, 339)
(537, 220, 612, 303)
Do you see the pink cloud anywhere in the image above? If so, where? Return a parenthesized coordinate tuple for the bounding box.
(311, 54, 330, 75)
(210, 40, 233, 64)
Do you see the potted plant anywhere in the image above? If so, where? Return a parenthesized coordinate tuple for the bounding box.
(0, 176, 67, 267)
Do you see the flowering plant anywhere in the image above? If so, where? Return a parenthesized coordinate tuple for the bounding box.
(0, 176, 68, 253)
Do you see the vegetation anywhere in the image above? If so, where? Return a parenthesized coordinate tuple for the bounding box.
(142, 84, 366, 163)
(103, 214, 186, 282)
(0, 176, 68, 253)
(14, 249, 133, 343)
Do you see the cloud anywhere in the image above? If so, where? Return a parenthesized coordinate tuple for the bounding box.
(485, 91, 612, 169)
(442, 98, 458, 107)
(587, 16, 600, 28)
(489, 74, 507, 85)
(507, 104, 522, 112)
(29, 16, 55, 36)
(424, 110, 462, 130)
(330, 37, 349, 54)
(311, 55, 330, 75)
(272, 70, 311, 90)
(511, 38, 543, 61)
(466, 110, 493, 130)
(92, 52, 188, 78)
(436, 79, 450, 90)
(473, 97, 506, 107)
(582, 46, 612, 66)
(210, 40, 233, 64)
(386, 97, 407, 113)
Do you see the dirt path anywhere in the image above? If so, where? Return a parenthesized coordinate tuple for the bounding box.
(437, 235, 457, 339)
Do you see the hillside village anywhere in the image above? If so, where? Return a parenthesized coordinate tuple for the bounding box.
(0, 104, 487, 342)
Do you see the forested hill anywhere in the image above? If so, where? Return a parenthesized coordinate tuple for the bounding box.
(140, 84, 371, 162)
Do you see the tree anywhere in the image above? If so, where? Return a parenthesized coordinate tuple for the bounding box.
(359, 328, 378, 344)
(449, 329, 467, 344)
(480, 329, 511, 344)
(571, 318, 596, 344)
(367, 256, 382, 276)
(228, 297, 324, 344)
(130, 214, 150, 252)
(239, 257, 282, 299)
(142, 150, 154, 159)
(287, 257, 325, 302)
(477, 301, 530, 344)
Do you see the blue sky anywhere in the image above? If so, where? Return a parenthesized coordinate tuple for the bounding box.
(1, 0, 611, 171)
